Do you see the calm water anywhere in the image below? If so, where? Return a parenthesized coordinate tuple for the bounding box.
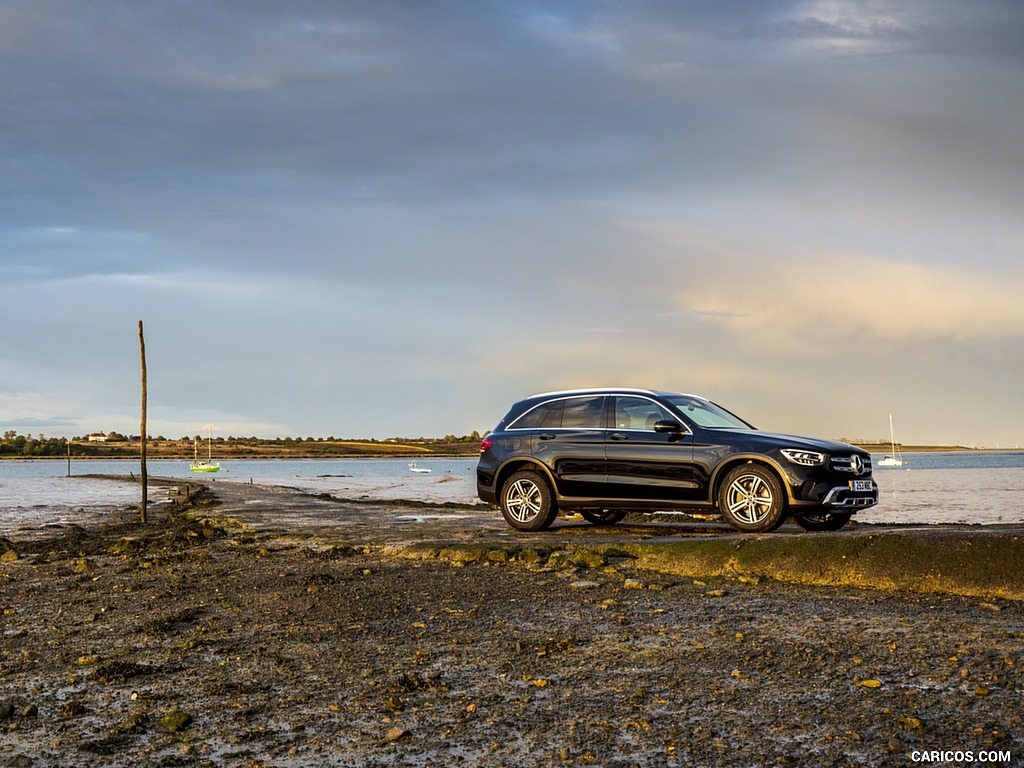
(2, 452, 1022, 528)
(861, 451, 1024, 525)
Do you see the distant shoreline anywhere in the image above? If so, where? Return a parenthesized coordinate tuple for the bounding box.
(1, 437, 482, 461)
(2, 443, 1017, 462)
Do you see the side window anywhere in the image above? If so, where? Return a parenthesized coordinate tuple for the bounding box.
(560, 396, 607, 429)
(512, 400, 564, 429)
(613, 396, 673, 430)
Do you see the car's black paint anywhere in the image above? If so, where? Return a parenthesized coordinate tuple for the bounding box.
(477, 388, 879, 533)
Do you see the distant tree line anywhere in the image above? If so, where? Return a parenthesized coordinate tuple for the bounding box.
(1, 430, 485, 458)
(1, 431, 70, 457)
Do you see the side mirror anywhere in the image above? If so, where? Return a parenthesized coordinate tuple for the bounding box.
(653, 420, 683, 433)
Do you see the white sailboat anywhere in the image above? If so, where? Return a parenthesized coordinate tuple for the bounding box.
(877, 414, 904, 468)
(408, 461, 431, 473)
(190, 427, 221, 473)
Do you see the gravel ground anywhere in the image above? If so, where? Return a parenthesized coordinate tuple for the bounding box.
(1, 489, 1022, 767)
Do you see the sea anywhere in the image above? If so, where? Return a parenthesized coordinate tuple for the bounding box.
(1, 452, 1022, 533)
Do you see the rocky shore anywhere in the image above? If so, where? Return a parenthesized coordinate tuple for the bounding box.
(1, 483, 1022, 767)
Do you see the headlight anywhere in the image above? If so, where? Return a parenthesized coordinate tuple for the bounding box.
(781, 449, 825, 466)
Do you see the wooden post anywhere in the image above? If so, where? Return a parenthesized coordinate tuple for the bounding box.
(66, 437, 71, 477)
(138, 320, 148, 524)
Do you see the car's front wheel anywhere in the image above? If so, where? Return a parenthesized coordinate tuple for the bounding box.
(718, 464, 786, 533)
(500, 470, 558, 531)
(579, 509, 628, 525)
(793, 510, 851, 531)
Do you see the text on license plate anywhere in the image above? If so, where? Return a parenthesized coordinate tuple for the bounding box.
(849, 479, 873, 492)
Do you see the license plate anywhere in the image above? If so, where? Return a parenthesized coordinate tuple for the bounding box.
(849, 479, 873, 492)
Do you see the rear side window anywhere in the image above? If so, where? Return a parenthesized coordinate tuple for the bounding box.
(511, 400, 564, 429)
(509, 395, 606, 429)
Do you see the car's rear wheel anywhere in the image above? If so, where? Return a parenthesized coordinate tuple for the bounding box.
(579, 509, 628, 525)
(500, 470, 558, 531)
(793, 510, 851, 531)
(718, 464, 786, 533)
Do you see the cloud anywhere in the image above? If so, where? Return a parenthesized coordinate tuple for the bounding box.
(675, 255, 1024, 348)
(2, 0, 1023, 446)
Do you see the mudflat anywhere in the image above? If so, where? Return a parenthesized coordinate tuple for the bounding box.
(1, 481, 1021, 767)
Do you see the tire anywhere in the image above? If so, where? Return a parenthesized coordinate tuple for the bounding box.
(717, 464, 787, 533)
(579, 509, 628, 526)
(499, 470, 558, 532)
(793, 511, 851, 532)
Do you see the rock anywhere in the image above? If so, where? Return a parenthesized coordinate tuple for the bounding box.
(21, 704, 38, 717)
(569, 580, 601, 590)
(109, 537, 143, 555)
(899, 716, 923, 731)
(518, 547, 550, 565)
(486, 547, 517, 564)
(623, 578, 645, 589)
(438, 544, 486, 564)
(570, 549, 606, 569)
(706, 589, 728, 597)
(544, 551, 574, 570)
(0, 549, 17, 562)
(385, 726, 409, 742)
(59, 701, 88, 717)
(0, 702, 15, 720)
(158, 710, 193, 733)
(112, 713, 148, 733)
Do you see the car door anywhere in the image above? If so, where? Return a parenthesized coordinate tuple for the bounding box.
(529, 395, 608, 498)
(603, 395, 702, 502)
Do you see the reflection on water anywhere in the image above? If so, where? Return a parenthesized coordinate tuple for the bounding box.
(859, 467, 1024, 525)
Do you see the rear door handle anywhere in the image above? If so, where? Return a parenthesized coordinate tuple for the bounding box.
(538, 433, 556, 440)
(609, 433, 629, 441)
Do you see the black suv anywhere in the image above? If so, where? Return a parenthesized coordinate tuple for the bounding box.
(477, 388, 878, 533)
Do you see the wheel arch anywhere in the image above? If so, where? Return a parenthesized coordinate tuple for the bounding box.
(710, 456, 794, 511)
(494, 458, 558, 502)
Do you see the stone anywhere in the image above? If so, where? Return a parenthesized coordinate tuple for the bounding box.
(158, 710, 193, 733)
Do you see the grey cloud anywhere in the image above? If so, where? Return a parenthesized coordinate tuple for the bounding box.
(2, 0, 1023, 443)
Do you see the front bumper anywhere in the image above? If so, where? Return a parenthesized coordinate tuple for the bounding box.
(821, 484, 879, 510)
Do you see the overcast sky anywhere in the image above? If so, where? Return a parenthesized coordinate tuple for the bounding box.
(2, 0, 1023, 447)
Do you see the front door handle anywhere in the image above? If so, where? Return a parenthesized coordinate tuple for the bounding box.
(609, 433, 629, 441)
(538, 433, 556, 441)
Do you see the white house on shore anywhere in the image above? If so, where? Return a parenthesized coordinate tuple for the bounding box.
(86, 432, 107, 442)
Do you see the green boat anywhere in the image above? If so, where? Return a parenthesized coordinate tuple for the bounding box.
(190, 429, 221, 473)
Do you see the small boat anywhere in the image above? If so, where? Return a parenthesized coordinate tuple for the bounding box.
(190, 428, 221, 473)
(878, 414, 904, 468)
(408, 461, 431, 473)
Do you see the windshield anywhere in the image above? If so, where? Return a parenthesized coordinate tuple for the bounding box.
(665, 395, 753, 430)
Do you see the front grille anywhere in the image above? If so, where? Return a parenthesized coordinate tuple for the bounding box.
(830, 455, 872, 476)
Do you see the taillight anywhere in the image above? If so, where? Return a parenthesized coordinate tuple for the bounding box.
(480, 438, 493, 453)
